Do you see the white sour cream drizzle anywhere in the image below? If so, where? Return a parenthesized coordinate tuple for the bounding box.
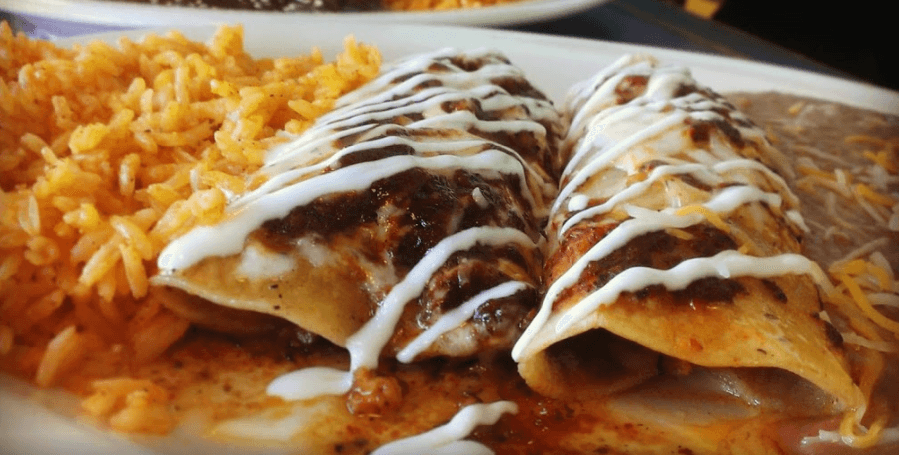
(313, 49, 561, 158)
(563, 54, 660, 139)
(548, 185, 783, 306)
(512, 55, 818, 361)
(266, 367, 355, 401)
(370, 401, 519, 455)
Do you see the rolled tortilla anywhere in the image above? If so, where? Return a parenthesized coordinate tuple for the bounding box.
(512, 55, 865, 412)
(151, 49, 565, 362)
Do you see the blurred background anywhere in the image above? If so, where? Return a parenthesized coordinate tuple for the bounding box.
(701, 0, 895, 91)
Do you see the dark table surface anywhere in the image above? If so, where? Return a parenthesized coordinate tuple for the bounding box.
(511, 0, 856, 81)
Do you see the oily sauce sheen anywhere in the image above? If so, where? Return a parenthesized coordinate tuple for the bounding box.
(136, 327, 692, 455)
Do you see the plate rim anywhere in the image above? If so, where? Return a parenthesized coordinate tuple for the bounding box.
(0, 0, 610, 27)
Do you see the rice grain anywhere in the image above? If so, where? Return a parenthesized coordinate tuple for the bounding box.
(0, 22, 381, 431)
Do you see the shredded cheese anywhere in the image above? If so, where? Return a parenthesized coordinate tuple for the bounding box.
(674, 205, 730, 233)
(863, 150, 898, 173)
(854, 194, 890, 225)
(837, 412, 889, 449)
(664, 227, 694, 240)
(797, 164, 836, 181)
(834, 258, 868, 276)
(836, 272, 899, 335)
(841, 331, 898, 352)
(845, 135, 888, 147)
(870, 292, 899, 308)
(821, 248, 899, 448)
(787, 101, 806, 115)
(831, 237, 891, 269)
(867, 262, 894, 292)
(796, 172, 853, 198)
(854, 183, 896, 207)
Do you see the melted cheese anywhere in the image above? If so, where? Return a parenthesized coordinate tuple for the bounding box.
(234, 244, 295, 280)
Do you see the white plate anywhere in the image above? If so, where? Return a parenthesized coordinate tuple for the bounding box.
(2, 22, 898, 455)
(0, 0, 608, 31)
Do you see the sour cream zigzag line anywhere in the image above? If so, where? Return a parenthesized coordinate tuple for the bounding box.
(325, 52, 559, 137)
(335, 48, 528, 109)
(259, 130, 517, 200)
(557, 158, 804, 237)
(318, 86, 548, 138)
(157, 148, 533, 273)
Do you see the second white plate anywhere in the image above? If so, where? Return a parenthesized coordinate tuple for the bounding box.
(0, 0, 609, 29)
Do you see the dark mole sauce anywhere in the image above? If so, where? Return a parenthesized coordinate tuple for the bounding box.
(760, 279, 788, 303)
(634, 277, 747, 307)
(255, 159, 542, 353)
(385, 241, 539, 351)
(258, 165, 536, 272)
(551, 224, 741, 309)
(424, 246, 534, 312)
(334, 143, 415, 168)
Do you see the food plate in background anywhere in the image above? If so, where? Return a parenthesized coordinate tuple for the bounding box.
(1, 21, 898, 455)
(0, 0, 609, 38)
